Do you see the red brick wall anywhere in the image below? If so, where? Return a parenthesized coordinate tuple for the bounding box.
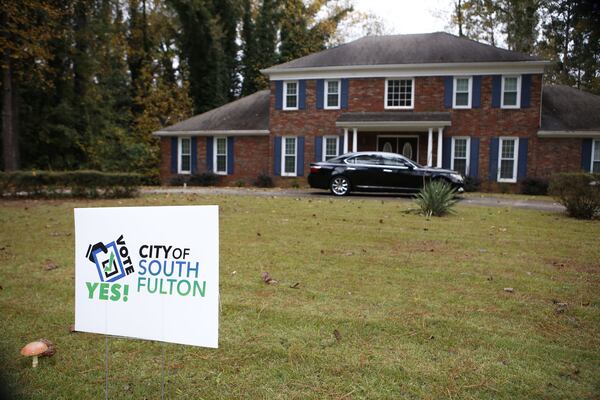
(269, 75, 550, 180)
(160, 73, 586, 188)
(533, 138, 583, 177)
(159, 136, 270, 185)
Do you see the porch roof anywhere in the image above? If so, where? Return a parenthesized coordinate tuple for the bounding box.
(336, 112, 451, 131)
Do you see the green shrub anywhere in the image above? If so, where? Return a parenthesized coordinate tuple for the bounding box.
(235, 179, 246, 187)
(189, 172, 219, 186)
(463, 176, 481, 192)
(254, 173, 274, 188)
(0, 170, 142, 198)
(415, 180, 458, 217)
(549, 173, 600, 219)
(169, 175, 189, 186)
(520, 177, 549, 195)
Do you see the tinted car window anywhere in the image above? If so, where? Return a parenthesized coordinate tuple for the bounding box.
(348, 155, 382, 165)
(381, 154, 408, 166)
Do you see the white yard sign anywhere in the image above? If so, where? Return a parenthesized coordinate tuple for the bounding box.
(74, 206, 219, 348)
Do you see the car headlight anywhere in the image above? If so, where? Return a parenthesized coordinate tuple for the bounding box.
(450, 173, 464, 182)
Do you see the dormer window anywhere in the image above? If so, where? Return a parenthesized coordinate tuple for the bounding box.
(385, 78, 414, 109)
(453, 77, 472, 108)
(283, 81, 298, 110)
(325, 80, 340, 109)
(501, 76, 521, 108)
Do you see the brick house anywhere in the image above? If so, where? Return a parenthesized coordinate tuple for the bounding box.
(154, 32, 600, 189)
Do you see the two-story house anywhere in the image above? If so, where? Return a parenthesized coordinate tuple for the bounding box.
(154, 32, 600, 189)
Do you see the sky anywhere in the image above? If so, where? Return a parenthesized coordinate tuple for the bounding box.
(352, 0, 456, 35)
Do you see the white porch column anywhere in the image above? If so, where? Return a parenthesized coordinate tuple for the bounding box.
(427, 128, 433, 167)
(352, 128, 358, 152)
(437, 127, 443, 168)
(343, 128, 349, 154)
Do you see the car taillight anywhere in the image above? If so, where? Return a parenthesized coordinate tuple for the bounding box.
(310, 166, 322, 174)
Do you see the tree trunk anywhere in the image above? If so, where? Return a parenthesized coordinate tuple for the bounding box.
(2, 52, 19, 171)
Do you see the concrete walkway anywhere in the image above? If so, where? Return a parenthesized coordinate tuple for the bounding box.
(143, 187, 565, 212)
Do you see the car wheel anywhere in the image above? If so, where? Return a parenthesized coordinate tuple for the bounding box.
(330, 176, 351, 196)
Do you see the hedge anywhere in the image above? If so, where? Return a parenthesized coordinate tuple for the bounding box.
(548, 172, 600, 219)
(0, 170, 143, 198)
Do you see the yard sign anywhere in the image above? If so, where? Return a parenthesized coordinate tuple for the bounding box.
(74, 206, 219, 348)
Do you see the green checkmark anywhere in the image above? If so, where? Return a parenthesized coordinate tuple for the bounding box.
(104, 252, 114, 272)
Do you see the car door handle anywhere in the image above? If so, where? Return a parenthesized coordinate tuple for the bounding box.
(346, 167, 356, 170)
(383, 169, 393, 172)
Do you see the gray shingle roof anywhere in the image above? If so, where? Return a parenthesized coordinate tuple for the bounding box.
(338, 112, 451, 123)
(541, 85, 600, 131)
(267, 32, 541, 71)
(156, 90, 269, 134)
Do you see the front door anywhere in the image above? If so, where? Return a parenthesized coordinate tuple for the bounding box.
(377, 136, 419, 163)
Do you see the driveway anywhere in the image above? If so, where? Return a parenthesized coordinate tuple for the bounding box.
(143, 187, 565, 212)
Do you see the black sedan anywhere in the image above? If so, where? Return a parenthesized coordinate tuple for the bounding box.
(308, 152, 464, 196)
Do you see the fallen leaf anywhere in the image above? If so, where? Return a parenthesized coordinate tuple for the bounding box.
(44, 261, 59, 271)
(379, 219, 383, 223)
(333, 329, 342, 342)
(256, 232, 261, 237)
(261, 272, 277, 285)
(231, 271, 237, 276)
(555, 303, 568, 314)
(504, 287, 514, 293)
(289, 282, 300, 289)
(428, 335, 435, 340)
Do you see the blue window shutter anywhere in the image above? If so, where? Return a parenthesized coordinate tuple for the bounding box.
(227, 136, 235, 174)
(469, 138, 480, 178)
(442, 137, 452, 169)
(489, 138, 499, 181)
(472, 76, 482, 108)
(521, 74, 532, 108)
(297, 136, 305, 176)
(298, 80, 306, 110)
(191, 137, 197, 173)
(275, 81, 283, 110)
(170, 137, 178, 173)
(338, 135, 345, 155)
(341, 78, 349, 109)
(273, 136, 282, 175)
(581, 139, 593, 171)
(517, 138, 528, 180)
(314, 136, 323, 162)
(491, 75, 502, 108)
(444, 76, 453, 108)
(206, 136, 214, 171)
(316, 80, 324, 109)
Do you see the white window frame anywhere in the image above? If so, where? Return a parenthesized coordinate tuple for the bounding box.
(178, 137, 191, 174)
(324, 79, 341, 110)
(281, 136, 297, 177)
(501, 75, 521, 109)
(322, 136, 339, 161)
(497, 137, 519, 183)
(213, 136, 228, 175)
(451, 136, 470, 175)
(384, 78, 415, 110)
(283, 81, 299, 110)
(592, 139, 600, 173)
(453, 76, 472, 109)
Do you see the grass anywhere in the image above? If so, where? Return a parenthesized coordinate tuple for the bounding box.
(0, 193, 599, 399)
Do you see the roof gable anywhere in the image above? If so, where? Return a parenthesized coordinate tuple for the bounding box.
(541, 85, 600, 132)
(265, 32, 542, 72)
(155, 90, 270, 135)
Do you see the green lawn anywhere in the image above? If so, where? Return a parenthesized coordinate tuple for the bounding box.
(0, 194, 599, 399)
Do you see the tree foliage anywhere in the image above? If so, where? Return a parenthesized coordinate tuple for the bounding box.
(450, 0, 600, 94)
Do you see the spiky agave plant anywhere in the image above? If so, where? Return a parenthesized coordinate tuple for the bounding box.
(415, 180, 458, 217)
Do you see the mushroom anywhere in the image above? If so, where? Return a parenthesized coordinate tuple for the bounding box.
(20, 339, 55, 368)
